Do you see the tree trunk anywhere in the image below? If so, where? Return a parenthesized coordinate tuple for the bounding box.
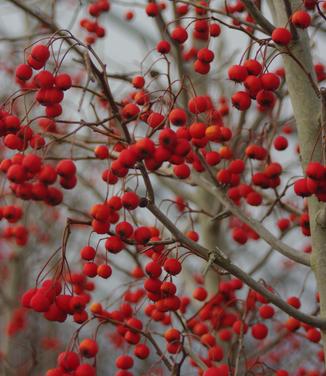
(269, 0, 326, 362)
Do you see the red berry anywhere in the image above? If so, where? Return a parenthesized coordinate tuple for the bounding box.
(194, 59, 210, 75)
(97, 264, 112, 278)
(232, 228, 248, 244)
(292, 10, 311, 29)
(306, 328, 321, 343)
(57, 351, 80, 371)
(272, 28, 292, 45)
(164, 258, 182, 275)
(273, 135, 288, 150)
(121, 192, 140, 210)
(156, 40, 171, 54)
(55, 73, 72, 90)
(251, 323, 268, 339)
(31, 44, 50, 63)
(105, 236, 124, 254)
(193, 287, 207, 301)
(134, 343, 150, 359)
(171, 27, 188, 44)
(228, 65, 248, 82)
(134, 226, 152, 244)
(294, 178, 311, 197)
(210, 23, 221, 37)
(76, 364, 96, 376)
(243, 59, 262, 76)
(79, 338, 98, 358)
(80, 246, 96, 260)
(259, 304, 275, 319)
(16, 64, 33, 81)
(261, 73, 280, 91)
(197, 48, 214, 63)
(168, 108, 187, 126)
(115, 355, 134, 369)
(34, 70, 54, 88)
(231, 91, 251, 111)
(287, 296, 301, 309)
(173, 164, 190, 179)
(164, 328, 181, 342)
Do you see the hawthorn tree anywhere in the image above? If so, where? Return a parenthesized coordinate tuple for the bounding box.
(0, 0, 326, 375)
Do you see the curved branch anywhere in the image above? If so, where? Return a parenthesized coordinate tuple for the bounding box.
(242, 0, 275, 34)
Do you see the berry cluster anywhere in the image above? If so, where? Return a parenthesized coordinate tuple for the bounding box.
(79, 0, 110, 44)
(294, 162, 326, 202)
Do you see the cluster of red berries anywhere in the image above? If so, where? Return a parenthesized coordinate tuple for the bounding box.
(16, 44, 72, 120)
(0, 204, 27, 245)
(22, 274, 95, 325)
(143, 258, 183, 313)
(0, 153, 77, 206)
(89, 192, 141, 234)
(170, 18, 221, 75)
(229, 60, 282, 112)
(294, 161, 326, 202)
(79, 0, 110, 44)
(47, 349, 96, 376)
(0, 109, 44, 151)
(230, 219, 259, 245)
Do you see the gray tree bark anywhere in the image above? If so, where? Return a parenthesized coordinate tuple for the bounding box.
(269, 0, 326, 361)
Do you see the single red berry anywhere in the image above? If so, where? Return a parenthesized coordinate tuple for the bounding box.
(80, 245, 96, 260)
(272, 28, 292, 45)
(261, 73, 280, 91)
(193, 60, 210, 75)
(291, 10, 311, 29)
(306, 328, 321, 343)
(156, 40, 171, 54)
(197, 48, 214, 63)
(251, 323, 268, 340)
(105, 236, 124, 254)
(16, 64, 33, 81)
(193, 287, 208, 301)
(171, 26, 188, 44)
(55, 73, 72, 90)
(287, 296, 301, 309)
(228, 65, 248, 82)
(164, 258, 182, 275)
(31, 44, 50, 63)
(259, 304, 275, 319)
(231, 91, 251, 111)
(232, 228, 248, 245)
(79, 338, 98, 358)
(243, 59, 262, 76)
(164, 328, 181, 342)
(75, 364, 96, 376)
(57, 351, 80, 371)
(34, 70, 54, 88)
(134, 343, 150, 359)
(168, 108, 187, 126)
(188, 96, 207, 114)
(97, 264, 112, 278)
(121, 192, 140, 210)
(145, 3, 159, 17)
(210, 23, 221, 37)
(273, 135, 288, 150)
(121, 103, 140, 119)
(115, 355, 134, 369)
(134, 226, 152, 244)
(294, 178, 311, 197)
